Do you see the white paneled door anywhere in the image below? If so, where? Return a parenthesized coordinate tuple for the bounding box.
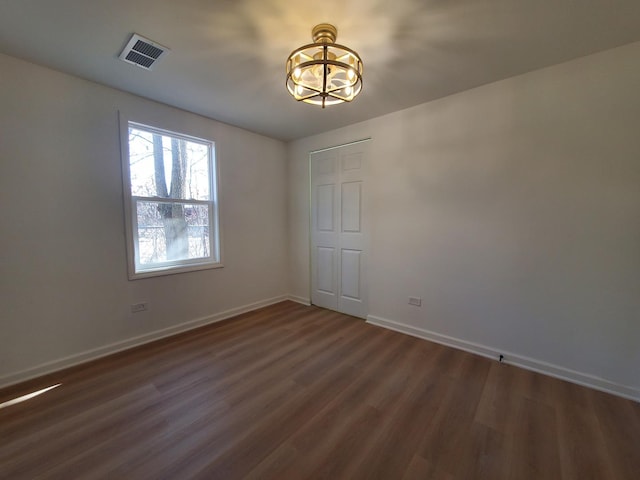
(310, 140, 369, 319)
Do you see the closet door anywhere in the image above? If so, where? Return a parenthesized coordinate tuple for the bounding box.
(310, 140, 369, 318)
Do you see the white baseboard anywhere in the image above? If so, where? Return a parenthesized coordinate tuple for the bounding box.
(367, 314, 640, 403)
(287, 295, 311, 306)
(0, 295, 289, 390)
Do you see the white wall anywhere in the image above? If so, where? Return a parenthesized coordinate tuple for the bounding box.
(0, 53, 289, 385)
(288, 42, 640, 399)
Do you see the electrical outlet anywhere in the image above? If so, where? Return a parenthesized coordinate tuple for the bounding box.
(131, 302, 148, 313)
(408, 297, 422, 306)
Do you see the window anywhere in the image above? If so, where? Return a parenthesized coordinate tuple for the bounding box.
(121, 120, 221, 279)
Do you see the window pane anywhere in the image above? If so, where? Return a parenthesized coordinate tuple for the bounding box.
(136, 201, 211, 266)
(123, 118, 220, 279)
(128, 127, 211, 200)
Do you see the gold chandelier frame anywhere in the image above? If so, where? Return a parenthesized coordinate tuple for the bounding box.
(286, 24, 363, 108)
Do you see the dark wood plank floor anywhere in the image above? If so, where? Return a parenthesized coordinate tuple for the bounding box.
(1, 301, 639, 479)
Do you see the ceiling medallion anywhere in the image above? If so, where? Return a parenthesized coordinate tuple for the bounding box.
(286, 24, 363, 108)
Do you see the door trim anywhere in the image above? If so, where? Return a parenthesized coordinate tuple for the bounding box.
(308, 138, 372, 311)
(309, 138, 372, 155)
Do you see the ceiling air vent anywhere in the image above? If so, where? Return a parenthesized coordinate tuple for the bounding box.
(119, 34, 169, 70)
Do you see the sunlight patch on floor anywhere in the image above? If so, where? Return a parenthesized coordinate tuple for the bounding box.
(0, 384, 62, 410)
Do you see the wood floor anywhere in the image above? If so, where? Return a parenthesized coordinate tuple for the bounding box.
(1, 301, 639, 479)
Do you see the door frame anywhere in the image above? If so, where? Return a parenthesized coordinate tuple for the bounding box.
(308, 137, 372, 313)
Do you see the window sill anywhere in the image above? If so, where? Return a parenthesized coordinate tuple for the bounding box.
(128, 261, 224, 280)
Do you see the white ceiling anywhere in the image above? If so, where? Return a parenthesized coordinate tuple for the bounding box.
(1, 0, 640, 141)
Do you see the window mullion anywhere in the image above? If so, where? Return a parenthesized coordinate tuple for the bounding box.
(132, 196, 211, 206)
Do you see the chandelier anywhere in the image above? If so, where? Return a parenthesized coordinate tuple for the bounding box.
(286, 24, 363, 108)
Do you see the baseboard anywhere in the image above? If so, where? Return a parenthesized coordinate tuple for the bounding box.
(287, 294, 311, 306)
(367, 314, 640, 403)
(0, 295, 289, 390)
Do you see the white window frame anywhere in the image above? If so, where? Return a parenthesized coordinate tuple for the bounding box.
(119, 113, 223, 279)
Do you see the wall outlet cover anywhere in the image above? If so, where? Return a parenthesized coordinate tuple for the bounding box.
(131, 302, 149, 313)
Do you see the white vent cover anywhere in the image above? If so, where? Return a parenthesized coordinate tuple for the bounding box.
(119, 34, 169, 70)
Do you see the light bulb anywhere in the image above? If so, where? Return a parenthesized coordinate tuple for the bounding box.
(347, 69, 355, 81)
(293, 67, 301, 79)
(296, 85, 303, 95)
(345, 86, 353, 95)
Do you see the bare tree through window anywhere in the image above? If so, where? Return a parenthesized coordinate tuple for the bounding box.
(124, 122, 219, 277)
